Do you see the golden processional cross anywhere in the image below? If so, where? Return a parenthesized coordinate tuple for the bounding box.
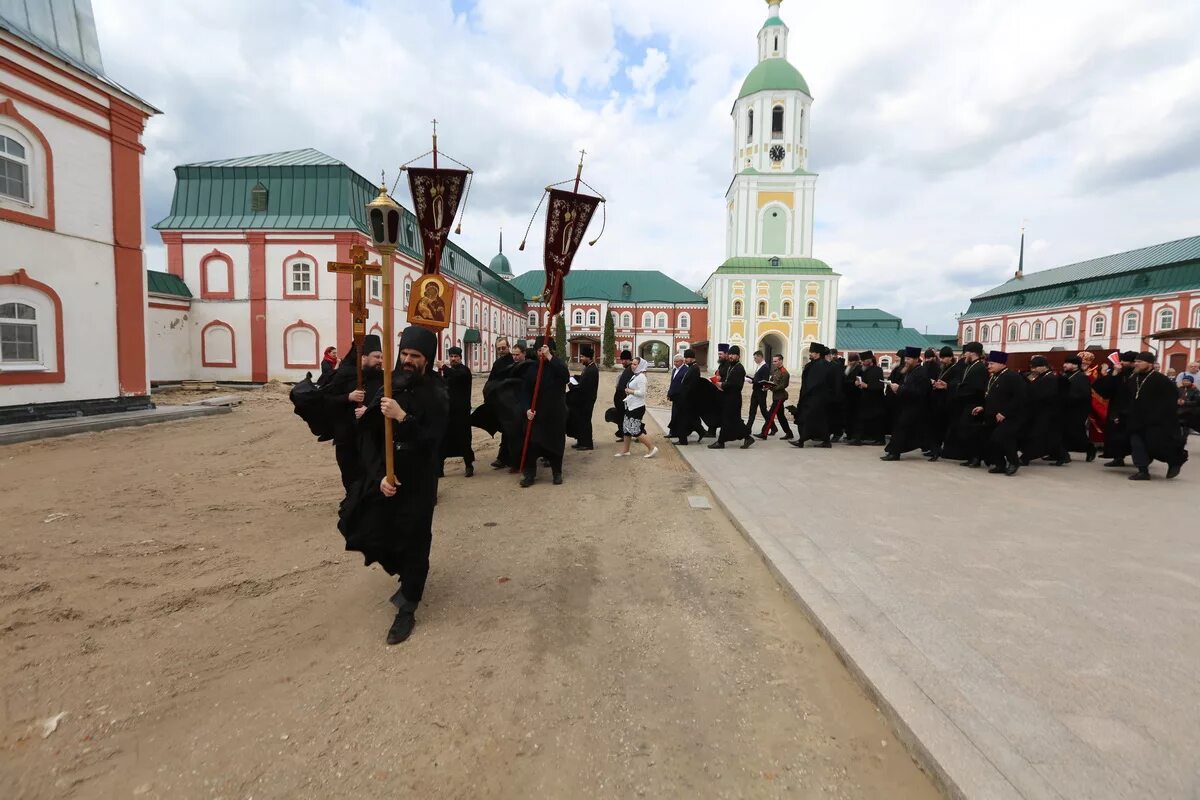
(327, 244, 383, 393)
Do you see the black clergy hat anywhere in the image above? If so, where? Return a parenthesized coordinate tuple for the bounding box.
(717, 343, 730, 353)
(1065, 355, 1083, 366)
(728, 345, 741, 356)
(620, 349, 633, 360)
(534, 335, 556, 352)
(397, 326, 437, 364)
(1030, 355, 1049, 367)
(963, 341, 984, 355)
(683, 348, 695, 358)
(447, 346, 463, 356)
(923, 348, 937, 359)
(810, 342, 828, 356)
(580, 344, 594, 358)
(361, 334, 383, 355)
(987, 350, 1009, 364)
(1120, 351, 1138, 363)
(1134, 351, 1156, 363)
(939, 346, 955, 358)
(903, 346, 922, 359)
(858, 350, 875, 361)
(847, 352, 860, 362)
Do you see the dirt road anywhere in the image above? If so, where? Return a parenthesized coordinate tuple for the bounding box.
(1, 372, 937, 799)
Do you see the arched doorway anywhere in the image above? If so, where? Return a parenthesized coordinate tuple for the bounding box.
(639, 340, 670, 367)
(758, 332, 787, 366)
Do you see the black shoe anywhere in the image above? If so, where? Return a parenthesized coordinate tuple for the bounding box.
(552, 473, 563, 485)
(754, 433, 768, 440)
(781, 433, 794, 440)
(464, 464, 474, 478)
(576, 445, 594, 451)
(1051, 459, 1069, 467)
(676, 438, 688, 446)
(988, 465, 1005, 474)
(880, 453, 900, 461)
(1005, 463, 1019, 476)
(1129, 470, 1150, 481)
(866, 439, 886, 446)
(848, 439, 862, 447)
(707, 441, 725, 449)
(1018, 456, 1031, 466)
(386, 602, 418, 645)
(741, 437, 755, 449)
(1103, 459, 1126, 468)
(815, 441, 832, 448)
(1166, 463, 1182, 479)
(1086, 444, 1097, 463)
(520, 476, 534, 488)
(790, 440, 805, 448)
(928, 454, 940, 462)
(490, 459, 506, 470)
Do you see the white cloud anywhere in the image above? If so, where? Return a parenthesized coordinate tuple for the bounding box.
(93, 0, 1200, 332)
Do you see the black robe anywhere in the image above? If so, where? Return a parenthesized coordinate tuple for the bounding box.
(983, 368, 1027, 466)
(1180, 386, 1200, 434)
(681, 364, 722, 437)
(797, 357, 839, 443)
(717, 361, 751, 442)
(945, 359, 988, 460)
(522, 356, 570, 462)
(323, 356, 384, 491)
(842, 363, 862, 442)
(827, 358, 846, 438)
(1020, 370, 1063, 461)
(337, 368, 448, 603)
(1127, 370, 1188, 465)
(853, 365, 886, 442)
(611, 365, 633, 430)
(1061, 369, 1093, 453)
(438, 362, 474, 462)
(885, 364, 931, 454)
(566, 361, 599, 443)
(923, 359, 961, 454)
(1094, 367, 1132, 459)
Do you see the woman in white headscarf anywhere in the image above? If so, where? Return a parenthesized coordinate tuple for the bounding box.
(616, 356, 658, 458)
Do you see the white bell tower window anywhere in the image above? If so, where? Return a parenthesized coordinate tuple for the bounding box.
(772, 106, 784, 140)
(747, 109, 754, 143)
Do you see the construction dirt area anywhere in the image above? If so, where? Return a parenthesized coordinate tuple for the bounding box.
(1, 372, 938, 799)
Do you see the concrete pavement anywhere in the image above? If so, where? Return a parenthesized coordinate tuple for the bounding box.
(648, 407, 1199, 800)
(0, 404, 230, 445)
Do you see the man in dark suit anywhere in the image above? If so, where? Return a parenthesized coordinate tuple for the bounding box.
(666, 353, 689, 444)
(745, 350, 771, 430)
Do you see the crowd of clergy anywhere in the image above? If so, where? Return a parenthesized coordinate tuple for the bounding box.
(663, 341, 1191, 481)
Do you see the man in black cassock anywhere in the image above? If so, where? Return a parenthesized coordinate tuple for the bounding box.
(1094, 352, 1136, 468)
(790, 342, 838, 448)
(923, 347, 961, 461)
(567, 343, 599, 450)
(947, 342, 988, 467)
(827, 349, 847, 441)
(437, 346, 475, 478)
(708, 345, 755, 449)
(1060, 355, 1097, 463)
(881, 346, 931, 460)
(841, 352, 862, 443)
(338, 326, 447, 645)
(324, 334, 384, 492)
(1019, 356, 1066, 467)
(611, 349, 633, 440)
(679, 349, 720, 443)
(849, 351, 886, 445)
(1127, 351, 1188, 481)
(716, 343, 731, 381)
(520, 337, 569, 486)
(486, 338, 516, 469)
(978, 350, 1027, 475)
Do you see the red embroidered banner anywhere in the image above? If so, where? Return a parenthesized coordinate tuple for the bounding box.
(540, 188, 601, 315)
(406, 167, 469, 275)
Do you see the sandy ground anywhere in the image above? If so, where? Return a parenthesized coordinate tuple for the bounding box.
(0, 370, 937, 800)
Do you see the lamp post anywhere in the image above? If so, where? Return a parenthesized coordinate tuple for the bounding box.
(365, 180, 403, 485)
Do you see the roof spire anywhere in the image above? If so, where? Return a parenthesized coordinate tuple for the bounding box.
(1015, 225, 1026, 279)
(499, 228, 504, 254)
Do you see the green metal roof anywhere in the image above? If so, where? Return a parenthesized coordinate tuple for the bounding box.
(146, 270, 191, 298)
(489, 252, 513, 276)
(738, 58, 810, 99)
(715, 257, 833, 274)
(510, 270, 706, 304)
(762, 17, 787, 28)
(836, 307, 900, 324)
(153, 149, 525, 311)
(962, 235, 1200, 319)
(835, 326, 944, 354)
(462, 328, 481, 344)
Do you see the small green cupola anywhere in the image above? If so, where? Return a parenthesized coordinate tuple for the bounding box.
(488, 229, 513, 279)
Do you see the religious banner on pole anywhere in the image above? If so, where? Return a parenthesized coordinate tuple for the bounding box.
(539, 187, 602, 317)
(406, 166, 470, 276)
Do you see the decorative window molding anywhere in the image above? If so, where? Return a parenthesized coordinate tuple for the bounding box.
(1032, 321, 1043, 340)
(587, 310, 598, 326)
(656, 312, 668, 328)
(1045, 319, 1058, 339)
(404, 276, 412, 306)
(1008, 323, 1018, 340)
(527, 311, 537, 326)
(733, 300, 744, 317)
(641, 311, 653, 328)
(756, 301, 767, 318)
(367, 275, 382, 304)
(678, 312, 691, 329)
(780, 302, 791, 318)
(1157, 308, 1174, 331)
(573, 310, 583, 325)
(200, 250, 235, 300)
(805, 300, 817, 318)
(1019, 321, 1030, 340)
(963, 325, 974, 342)
(621, 312, 632, 328)
(0, 269, 64, 384)
(1062, 317, 1075, 338)
(283, 320, 319, 369)
(980, 326, 989, 343)
(1122, 310, 1139, 334)
(0, 100, 54, 231)
(282, 251, 318, 299)
(200, 320, 236, 368)
(1091, 315, 1105, 337)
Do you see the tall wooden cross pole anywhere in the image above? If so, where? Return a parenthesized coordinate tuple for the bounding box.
(326, 244, 383, 395)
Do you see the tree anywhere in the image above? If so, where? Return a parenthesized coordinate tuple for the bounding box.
(555, 312, 567, 360)
(649, 342, 668, 366)
(602, 310, 615, 367)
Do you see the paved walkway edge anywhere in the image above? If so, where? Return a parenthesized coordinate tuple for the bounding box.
(0, 406, 230, 445)
(646, 408, 1018, 800)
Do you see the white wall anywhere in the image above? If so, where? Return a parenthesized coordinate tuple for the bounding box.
(147, 302, 192, 382)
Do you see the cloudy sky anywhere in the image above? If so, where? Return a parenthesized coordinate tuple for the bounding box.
(95, 0, 1200, 332)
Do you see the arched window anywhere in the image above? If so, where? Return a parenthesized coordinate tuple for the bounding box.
(805, 300, 817, 318)
(641, 311, 653, 328)
(1032, 321, 1042, 340)
(771, 105, 784, 139)
(1019, 321, 1030, 340)
(588, 310, 598, 326)
(757, 300, 767, 317)
(1063, 317, 1075, 338)
(621, 312, 632, 328)
(573, 310, 583, 325)
(527, 311, 537, 326)
(493, 310, 499, 329)
(473, 304, 480, 325)
(1008, 324, 1018, 340)
(283, 321, 318, 369)
(200, 251, 234, 300)
(774, 35, 779, 51)
(761, 206, 786, 254)
(1157, 307, 1175, 331)
(980, 325, 989, 343)
(368, 276, 381, 302)
(1194, 306, 1200, 327)
(963, 325, 974, 342)
(1, 134, 30, 202)
(284, 255, 316, 297)
(1091, 315, 1105, 337)
(1122, 310, 1138, 334)
(200, 321, 236, 368)
(1045, 319, 1058, 339)
(798, 108, 804, 140)
(0, 301, 38, 363)
(678, 312, 690, 329)
(781, 301, 791, 317)
(461, 300, 469, 322)
(733, 300, 744, 317)
(403, 276, 412, 305)
(656, 312, 668, 328)
(746, 109, 754, 142)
